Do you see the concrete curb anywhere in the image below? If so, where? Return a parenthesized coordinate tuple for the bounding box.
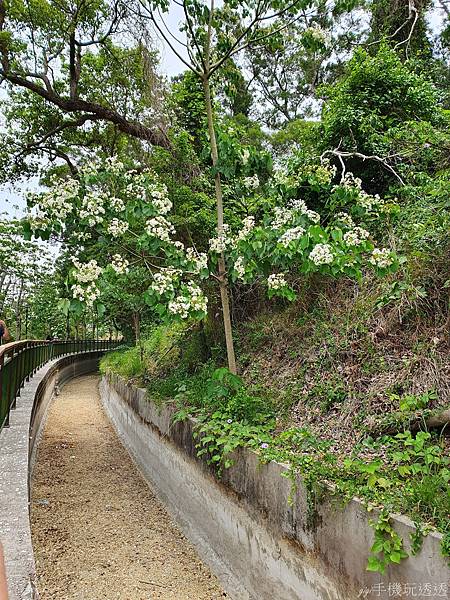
(100, 373, 449, 600)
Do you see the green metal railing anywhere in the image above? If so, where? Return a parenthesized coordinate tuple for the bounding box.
(0, 339, 120, 433)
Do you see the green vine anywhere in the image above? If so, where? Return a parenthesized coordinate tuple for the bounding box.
(367, 511, 409, 574)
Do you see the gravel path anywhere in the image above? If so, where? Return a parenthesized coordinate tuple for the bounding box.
(31, 374, 226, 600)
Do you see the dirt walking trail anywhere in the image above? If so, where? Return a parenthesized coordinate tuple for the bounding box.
(31, 374, 226, 600)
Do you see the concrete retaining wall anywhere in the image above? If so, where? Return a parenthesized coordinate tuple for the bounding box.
(100, 373, 449, 600)
(0, 353, 103, 600)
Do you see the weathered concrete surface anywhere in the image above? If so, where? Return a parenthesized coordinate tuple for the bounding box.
(0, 353, 102, 600)
(100, 373, 450, 600)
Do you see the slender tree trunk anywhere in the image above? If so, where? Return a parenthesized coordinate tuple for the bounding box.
(202, 76, 237, 374)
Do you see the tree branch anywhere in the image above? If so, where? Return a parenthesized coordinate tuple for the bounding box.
(0, 70, 171, 147)
(321, 149, 406, 185)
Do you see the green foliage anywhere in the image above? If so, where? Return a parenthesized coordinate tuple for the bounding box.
(100, 322, 206, 382)
(321, 45, 444, 189)
(367, 511, 408, 574)
(173, 367, 275, 471)
(170, 71, 207, 151)
(99, 345, 144, 380)
(369, 0, 432, 59)
(441, 532, 450, 562)
(393, 390, 436, 413)
(0, 1, 168, 182)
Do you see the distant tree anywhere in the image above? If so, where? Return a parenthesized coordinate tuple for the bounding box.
(369, 0, 433, 58)
(0, 0, 170, 181)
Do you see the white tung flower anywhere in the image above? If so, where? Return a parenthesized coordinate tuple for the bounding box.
(80, 191, 107, 226)
(343, 226, 370, 247)
(111, 254, 129, 275)
(358, 191, 383, 212)
(146, 216, 175, 242)
(271, 207, 294, 230)
(209, 224, 231, 253)
(237, 216, 255, 240)
(168, 282, 208, 318)
(309, 243, 333, 265)
(186, 248, 208, 273)
(168, 297, 191, 319)
(369, 248, 393, 268)
(289, 199, 321, 223)
(243, 175, 259, 190)
(304, 24, 330, 45)
(72, 259, 103, 283)
(278, 226, 306, 247)
(234, 256, 246, 279)
(338, 172, 363, 190)
(305, 209, 321, 223)
(107, 218, 129, 237)
(147, 182, 172, 214)
(150, 268, 181, 295)
(110, 196, 125, 212)
(71, 281, 100, 307)
(267, 273, 287, 290)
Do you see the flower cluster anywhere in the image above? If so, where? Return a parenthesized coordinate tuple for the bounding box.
(186, 248, 208, 274)
(336, 212, 355, 227)
(271, 199, 320, 230)
(335, 172, 383, 213)
(209, 225, 232, 253)
(339, 172, 363, 190)
(79, 192, 107, 226)
(29, 178, 79, 221)
(273, 168, 290, 186)
(315, 159, 337, 185)
(28, 213, 50, 233)
(70, 259, 102, 306)
(369, 248, 394, 268)
(71, 282, 100, 307)
(343, 226, 370, 247)
(147, 183, 172, 214)
(236, 216, 255, 241)
(291, 199, 320, 223)
(150, 268, 181, 295)
(309, 243, 333, 265)
(111, 254, 129, 275)
(358, 190, 383, 212)
(234, 256, 246, 279)
(110, 197, 125, 212)
(278, 226, 305, 247)
(73, 231, 92, 241)
(72, 259, 102, 283)
(243, 175, 260, 190)
(107, 218, 129, 237)
(304, 24, 330, 45)
(146, 216, 175, 242)
(271, 206, 294, 230)
(267, 273, 287, 290)
(102, 156, 125, 174)
(168, 282, 208, 319)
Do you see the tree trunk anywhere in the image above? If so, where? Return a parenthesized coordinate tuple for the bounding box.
(202, 76, 237, 374)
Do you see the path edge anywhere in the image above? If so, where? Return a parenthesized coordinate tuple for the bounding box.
(0, 352, 103, 600)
